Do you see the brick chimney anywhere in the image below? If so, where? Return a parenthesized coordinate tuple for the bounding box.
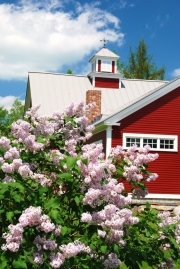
(86, 90, 101, 122)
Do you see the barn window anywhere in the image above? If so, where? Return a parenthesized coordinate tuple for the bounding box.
(123, 133, 178, 152)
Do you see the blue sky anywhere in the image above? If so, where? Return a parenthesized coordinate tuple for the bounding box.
(0, 0, 179, 109)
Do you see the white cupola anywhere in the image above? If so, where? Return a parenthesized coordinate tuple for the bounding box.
(88, 48, 123, 89)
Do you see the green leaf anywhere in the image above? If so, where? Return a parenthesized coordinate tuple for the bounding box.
(12, 260, 27, 269)
(61, 226, 68, 235)
(59, 173, 73, 181)
(64, 157, 78, 169)
(6, 211, 14, 221)
(14, 210, 22, 214)
(44, 198, 60, 209)
(113, 244, 119, 253)
(0, 261, 7, 269)
(120, 262, 129, 269)
(137, 261, 152, 269)
(74, 196, 80, 205)
(26, 256, 35, 265)
(61, 226, 71, 235)
(81, 158, 88, 165)
(50, 209, 59, 220)
(100, 245, 107, 254)
(13, 194, 23, 203)
(38, 186, 48, 195)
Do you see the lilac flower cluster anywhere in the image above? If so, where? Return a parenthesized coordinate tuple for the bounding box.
(111, 144, 158, 183)
(103, 253, 121, 268)
(2, 206, 59, 252)
(81, 205, 138, 246)
(157, 211, 180, 254)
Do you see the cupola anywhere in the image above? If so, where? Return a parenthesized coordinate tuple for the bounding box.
(88, 47, 123, 89)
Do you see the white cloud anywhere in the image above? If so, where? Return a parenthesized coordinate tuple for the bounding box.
(0, 0, 124, 80)
(0, 96, 24, 110)
(171, 68, 180, 78)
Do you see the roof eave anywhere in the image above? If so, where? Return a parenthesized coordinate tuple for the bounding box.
(94, 76, 180, 128)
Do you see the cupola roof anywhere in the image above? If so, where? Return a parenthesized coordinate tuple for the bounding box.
(89, 48, 120, 63)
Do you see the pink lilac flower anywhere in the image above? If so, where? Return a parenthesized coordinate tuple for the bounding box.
(33, 252, 44, 265)
(103, 253, 121, 268)
(3, 176, 16, 184)
(31, 173, 52, 187)
(49, 252, 65, 268)
(2, 163, 14, 173)
(18, 164, 32, 177)
(59, 241, 88, 259)
(4, 147, 20, 160)
(11, 120, 31, 141)
(0, 136, 11, 149)
(12, 159, 23, 170)
(34, 236, 57, 250)
(81, 212, 92, 223)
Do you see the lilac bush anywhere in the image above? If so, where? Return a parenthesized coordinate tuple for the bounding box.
(0, 102, 179, 269)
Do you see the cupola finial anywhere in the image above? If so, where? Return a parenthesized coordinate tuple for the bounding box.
(100, 38, 109, 48)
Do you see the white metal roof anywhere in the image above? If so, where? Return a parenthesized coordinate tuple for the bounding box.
(27, 71, 167, 120)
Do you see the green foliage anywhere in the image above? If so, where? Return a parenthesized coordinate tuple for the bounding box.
(7, 99, 24, 124)
(0, 98, 24, 136)
(119, 203, 180, 269)
(118, 39, 165, 80)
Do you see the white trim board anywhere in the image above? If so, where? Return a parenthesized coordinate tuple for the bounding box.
(128, 193, 180, 199)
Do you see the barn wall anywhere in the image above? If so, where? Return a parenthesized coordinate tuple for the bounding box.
(112, 86, 180, 194)
(95, 77, 119, 88)
(88, 130, 106, 155)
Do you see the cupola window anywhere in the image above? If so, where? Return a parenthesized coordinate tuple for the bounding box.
(101, 60, 111, 72)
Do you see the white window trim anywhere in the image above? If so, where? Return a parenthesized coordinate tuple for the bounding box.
(123, 133, 178, 152)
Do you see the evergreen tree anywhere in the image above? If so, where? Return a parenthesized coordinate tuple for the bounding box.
(0, 99, 24, 136)
(66, 68, 73, 74)
(6, 98, 24, 124)
(118, 39, 165, 80)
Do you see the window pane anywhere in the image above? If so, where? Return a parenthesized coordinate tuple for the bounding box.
(126, 138, 140, 147)
(143, 138, 157, 148)
(159, 139, 174, 149)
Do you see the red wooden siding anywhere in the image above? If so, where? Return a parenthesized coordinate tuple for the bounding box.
(98, 60, 101, 72)
(112, 61, 115, 73)
(88, 131, 106, 156)
(112, 86, 180, 194)
(95, 77, 119, 88)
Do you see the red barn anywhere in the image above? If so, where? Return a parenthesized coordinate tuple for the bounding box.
(25, 47, 180, 199)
